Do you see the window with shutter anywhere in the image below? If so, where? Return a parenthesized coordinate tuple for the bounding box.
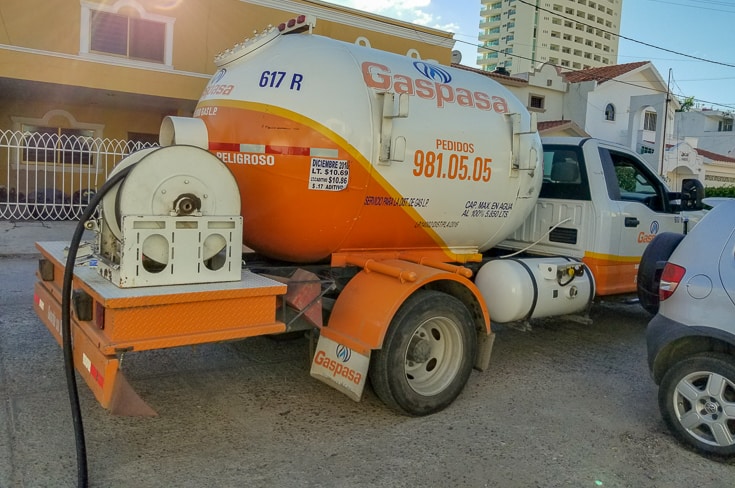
(90, 11, 166, 63)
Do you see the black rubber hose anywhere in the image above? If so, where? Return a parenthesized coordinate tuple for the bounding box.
(61, 165, 134, 488)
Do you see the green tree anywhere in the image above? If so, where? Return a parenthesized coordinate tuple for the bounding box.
(615, 166, 636, 192)
(676, 96, 695, 112)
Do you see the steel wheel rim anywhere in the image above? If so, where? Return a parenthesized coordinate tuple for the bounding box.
(672, 370, 735, 448)
(403, 316, 463, 396)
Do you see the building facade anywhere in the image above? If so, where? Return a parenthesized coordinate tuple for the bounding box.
(478, 0, 622, 75)
(675, 109, 735, 157)
(489, 59, 735, 190)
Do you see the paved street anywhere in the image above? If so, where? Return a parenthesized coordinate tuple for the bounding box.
(1, 222, 734, 487)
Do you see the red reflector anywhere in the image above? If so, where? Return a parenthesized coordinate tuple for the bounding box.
(95, 301, 105, 330)
(278, 22, 286, 31)
(659, 263, 686, 301)
(90, 364, 104, 388)
(287, 18, 296, 28)
(297, 15, 306, 24)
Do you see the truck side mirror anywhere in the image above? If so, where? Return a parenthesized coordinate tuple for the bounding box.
(680, 178, 704, 210)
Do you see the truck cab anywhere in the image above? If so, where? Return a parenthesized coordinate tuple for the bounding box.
(499, 137, 704, 296)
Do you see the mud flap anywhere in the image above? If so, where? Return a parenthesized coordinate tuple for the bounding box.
(310, 332, 369, 402)
(73, 334, 157, 417)
(475, 330, 496, 372)
(109, 373, 157, 417)
(35, 281, 156, 417)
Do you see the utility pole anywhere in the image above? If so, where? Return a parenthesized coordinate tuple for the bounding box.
(660, 68, 672, 177)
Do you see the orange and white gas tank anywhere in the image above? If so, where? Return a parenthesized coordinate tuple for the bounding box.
(194, 29, 542, 263)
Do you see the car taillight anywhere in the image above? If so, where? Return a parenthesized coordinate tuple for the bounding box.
(659, 263, 686, 301)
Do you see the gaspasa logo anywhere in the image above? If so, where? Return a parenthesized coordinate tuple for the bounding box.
(361, 61, 509, 112)
(336, 343, 351, 362)
(638, 220, 660, 243)
(210, 68, 227, 85)
(313, 349, 362, 385)
(413, 61, 452, 84)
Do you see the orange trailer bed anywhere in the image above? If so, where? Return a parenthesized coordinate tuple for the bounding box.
(33, 241, 287, 415)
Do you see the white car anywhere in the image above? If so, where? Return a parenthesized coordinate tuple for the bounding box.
(644, 198, 735, 457)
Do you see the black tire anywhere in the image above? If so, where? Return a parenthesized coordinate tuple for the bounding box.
(658, 353, 735, 457)
(369, 290, 477, 416)
(637, 232, 685, 315)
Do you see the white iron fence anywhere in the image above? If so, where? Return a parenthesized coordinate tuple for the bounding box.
(0, 130, 157, 221)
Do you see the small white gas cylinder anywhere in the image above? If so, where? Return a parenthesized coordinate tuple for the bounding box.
(475, 257, 595, 323)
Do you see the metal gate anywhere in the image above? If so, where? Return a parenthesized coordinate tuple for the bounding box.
(0, 130, 157, 221)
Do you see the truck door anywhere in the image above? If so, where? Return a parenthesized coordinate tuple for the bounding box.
(597, 147, 682, 294)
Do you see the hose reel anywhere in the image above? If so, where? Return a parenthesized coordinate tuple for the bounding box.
(95, 145, 243, 287)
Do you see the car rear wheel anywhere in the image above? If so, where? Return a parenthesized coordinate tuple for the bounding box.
(637, 232, 685, 315)
(658, 353, 735, 457)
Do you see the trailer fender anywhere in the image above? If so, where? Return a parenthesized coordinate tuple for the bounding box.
(321, 259, 492, 366)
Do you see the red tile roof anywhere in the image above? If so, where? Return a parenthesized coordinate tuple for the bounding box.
(537, 119, 589, 136)
(537, 120, 569, 131)
(696, 147, 735, 164)
(451, 63, 528, 86)
(562, 61, 649, 85)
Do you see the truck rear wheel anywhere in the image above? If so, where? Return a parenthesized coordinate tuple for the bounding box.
(369, 290, 476, 416)
(637, 232, 685, 315)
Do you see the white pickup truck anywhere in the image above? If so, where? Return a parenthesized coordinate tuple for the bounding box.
(499, 136, 705, 315)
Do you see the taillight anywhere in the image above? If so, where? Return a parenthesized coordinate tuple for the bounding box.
(659, 263, 686, 301)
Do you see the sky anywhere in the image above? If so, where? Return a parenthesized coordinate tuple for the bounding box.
(325, 0, 735, 111)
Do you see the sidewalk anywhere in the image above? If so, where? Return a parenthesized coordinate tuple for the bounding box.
(0, 220, 81, 256)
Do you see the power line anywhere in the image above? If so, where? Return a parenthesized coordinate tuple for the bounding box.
(644, 0, 735, 14)
(458, 37, 735, 110)
(514, 0, 735, 69)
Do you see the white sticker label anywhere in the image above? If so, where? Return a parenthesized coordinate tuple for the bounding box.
(310, 334, 369, 401)
(308, 158, 349, 191)
(82, 353, 91, 372)
(47, 309, 61, 337)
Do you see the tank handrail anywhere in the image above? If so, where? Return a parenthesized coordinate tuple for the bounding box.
(344, 256, 418, 283)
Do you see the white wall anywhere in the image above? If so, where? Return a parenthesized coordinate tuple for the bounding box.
(675, 111, 735, 156)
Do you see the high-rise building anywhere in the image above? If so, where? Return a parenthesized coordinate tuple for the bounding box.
(478, 0, 623, 75)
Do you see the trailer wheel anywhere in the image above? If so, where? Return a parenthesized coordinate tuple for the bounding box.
(369, 290, 476, 416)
(637, 232, 685, 315)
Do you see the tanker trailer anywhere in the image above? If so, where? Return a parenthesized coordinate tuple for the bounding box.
(159, 15, 594, 415)
(36, 16, 593, 420)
